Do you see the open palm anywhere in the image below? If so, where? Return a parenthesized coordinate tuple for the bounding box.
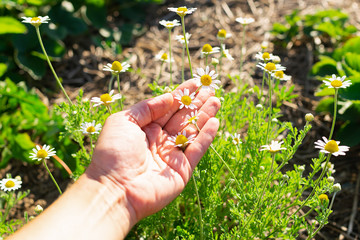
(87, 79, 221, 222)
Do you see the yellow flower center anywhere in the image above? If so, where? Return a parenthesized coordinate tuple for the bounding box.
(166, 23, 174, 27)
(324, 140, 339, 153)
(86, 126, 96, 133)
(200, 74, 212, 86)
(161, 53, 168, 60)
(275, 71, 284, 79)
(36, 149, 48, 159)
(5, 180, 15, 188)
(100, 93, 113, 104)
(217, 29, 227, 38)
(181, 95, 192, 106)
(234, 138, 240, 144)
(269, 148, 279, 154)
(188, 116, 197, 123)
(111, 61, 123, 72)
(175, 134, 188, 146)
(202, 44, 213, 53)
(262, 52, 270, 60)
(265, 62, 276, 72)
(318, 194, 328, 202)
(331, 80, 342, 88)
(177, 7, 188, 13)
(31, 17, 41, 22)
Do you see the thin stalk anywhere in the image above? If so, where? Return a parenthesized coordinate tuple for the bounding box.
(117, 74, 121, 94)
(205, 55, 208, 66)
(192, 175, 204, 240)
(328, 89, 338, 140)
(238, 25, 246, 83)
(259, 70, 266, 103)
(106, 105, 112, 115)
(181, 45, 185, 82)
(117, 74, 124, 110)
(108, 75, 115, 93)
(43, 159, 62, 195)
(168, 28, 173, 85)
(219, 39, 224, 77)
(156, 62, 164, 84)
(90, 135, 94, 154)
(181, 16, 193, 77)
(35, 27, 72, 105)
(265, 74, 273, 145)
(241, 153, 276, 235)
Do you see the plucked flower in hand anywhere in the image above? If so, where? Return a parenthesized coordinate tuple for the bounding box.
(175, 88, 197, 110)
(168, 130, 196, 150)
(194, 66, 220, 92)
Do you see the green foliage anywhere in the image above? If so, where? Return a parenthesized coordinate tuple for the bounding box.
(0, 78, 77, 173)
(271, 9, 356, 48)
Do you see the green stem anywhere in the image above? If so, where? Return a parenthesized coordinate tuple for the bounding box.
(43, 159, 62, 195)
(181, 45, 185, 82)
(205, 55, 208, 66)
(90, 135, 94, 154)
(106, 105, 112, 115)
(329, 89, 338, 140)
(108, 74, 115, 93)
(192, 175, 204, 240)
(260, 70, 266, 103)
(219, 39, 224, 77)
(242, 153, 276, 235)
(117, 74, 123, 110)
(238, 25, 246, 88)
(117, 74, 121, 94)
(156, 62, 164, 84)
(35, 27, 72, 105)
(181, 16, 193, 77)
(168, 28, 173, 86)
(265, 75, 273, 145)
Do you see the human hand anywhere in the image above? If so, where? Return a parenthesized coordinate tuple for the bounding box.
(86, 79, 220, 226)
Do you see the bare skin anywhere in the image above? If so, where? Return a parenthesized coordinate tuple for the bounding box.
(9, 79, 220, 240)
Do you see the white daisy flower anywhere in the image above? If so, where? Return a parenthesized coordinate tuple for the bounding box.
(323, 74, 352, 89)
(91, 90, 122, 107)
(231, 133, 242, 145)
(221, 45, 234, 61)
(314, 136, 349, 156)
(155, 50, 174, 63)
(181, 110, 199, 126)
(0, 178, 22, 192)
(217, 29, 232, 40)
(271, 70, 291, 81)
(235, 17, 255, 25)
(201, 44, 220, 58)
(168, 6, 197, 17)
(29, 144, 56, 161)
(174, 88, 197, 110)
(159, 19, 181, 29)
(255, 51, 275, 62)
(194, 66, 220, 92)
(80, 120, 102, 135)
(21, 16, 50, 27)
(256, 62, 286, 73)
(103, 61, 130, 75)
(168, 130, 196, 149)
(260, 140, 286, 153)
(175, 32, 191, 45)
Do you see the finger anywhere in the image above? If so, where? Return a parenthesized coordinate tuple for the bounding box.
(185, 117, 219, 171)
(120, 92, 173, 128)
(164, 88, 216, 135)
(155, 79, 199, 127)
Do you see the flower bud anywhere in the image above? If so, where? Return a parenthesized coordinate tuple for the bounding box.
(272, 55, 281, 63)
(272, 118, 278, 123)
(327, 176, 335, 183)
(282, 174, 289, 181)
(15, 176, 22, 181)
(256, 104, 263, 110)
(260, 166, 265, 171)
(211, 58, 219, 66)
(333, 183, 341, 192)
(34, 205, 43, 214)
(298, 165, 305, 172)
(305, 113, 314, 122)
(164, 86, 172, 93)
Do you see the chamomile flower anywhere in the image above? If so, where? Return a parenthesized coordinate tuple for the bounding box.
(181, 110, 199, 126)
(256, 62, 286, 73)
(217, 29, 232, 40)
(222, 47, 234, 61)
(271, 70, 291, 81)
(194, 66, 220, 92)
(211, 58, 219, 66)
(29, 145, 56, 161)
(168, 6, 197, 17)
(0, 178, 22, 192)
(91, 90, 121, 107)
(168, 130, 196, 149)
(260, 140, 286, 153)
(261, 41, 269, 50)
(255, 51, 275, 62)
(201, 44, 220, 58)
(80, 120, 102, 135)
(21, 16, 50, 27)
(235, 17, 255, 25)
(318, 194, 329, 203)
(175, 33, 191, 45)
(175, 88, 197, 110)
(323, 74, 352, 89)
(159, 19, 181, 29)
(155, 51, 174, 63)
(231, 133, 242, 145)
(315, 137, 349, 156)
(103, 61, 130, 75)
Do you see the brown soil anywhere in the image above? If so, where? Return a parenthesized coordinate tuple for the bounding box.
(2, 0, 360, 239)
